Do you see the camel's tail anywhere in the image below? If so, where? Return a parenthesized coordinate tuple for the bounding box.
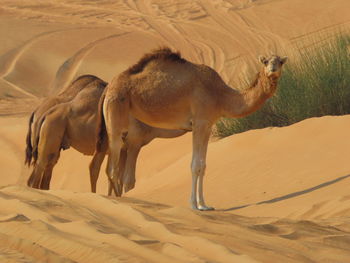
(96, 90, 107, 153)
(25, 112, 35, 166)
(26, 113, 46, 187)
(31, 114, 47, 167)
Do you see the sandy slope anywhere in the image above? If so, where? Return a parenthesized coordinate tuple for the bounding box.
(1, 185, 350, 263)
(1, 0, 350, 262)
(129, 115, 350, 219)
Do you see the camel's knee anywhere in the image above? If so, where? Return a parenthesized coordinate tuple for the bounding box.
(191, 159, 206, 176)
(47, 152, 59, 165)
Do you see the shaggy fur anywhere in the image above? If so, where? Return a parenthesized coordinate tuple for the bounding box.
(126, 47, 186, 75)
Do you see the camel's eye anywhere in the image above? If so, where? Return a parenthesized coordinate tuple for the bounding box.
(264, 60, 269, 65)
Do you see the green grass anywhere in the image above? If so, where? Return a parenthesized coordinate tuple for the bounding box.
(215, 33, 350, 138)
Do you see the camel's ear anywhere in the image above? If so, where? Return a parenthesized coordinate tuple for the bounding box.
(280, 56, 288, 65)
(259, 55, 267, 65)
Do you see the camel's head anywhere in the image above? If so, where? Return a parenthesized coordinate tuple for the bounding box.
(259, 55, 288, 78)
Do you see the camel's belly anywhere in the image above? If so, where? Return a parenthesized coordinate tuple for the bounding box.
(66, 117, 97, 155)
(70, 140, 95, 156)
(130, 102, 192, 130)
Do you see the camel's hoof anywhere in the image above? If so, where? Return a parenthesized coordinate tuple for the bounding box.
(198, 206, 215, 211)
(190, 203, 198, 210)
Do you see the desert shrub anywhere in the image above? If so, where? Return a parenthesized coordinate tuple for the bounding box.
(216, 33, 350, 137)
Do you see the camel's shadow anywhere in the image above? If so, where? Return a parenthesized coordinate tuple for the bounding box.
(220, 173, 350, 212)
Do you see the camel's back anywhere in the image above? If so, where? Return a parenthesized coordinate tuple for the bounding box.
(126, 57, 225, 105)
(57, 74, 103, 99)
(70, 78, 107, 114)
(123, 49, 226, 100)
(34, 75, 102, 121)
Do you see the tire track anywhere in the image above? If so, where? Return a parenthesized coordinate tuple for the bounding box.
(199, 0, 289, 55)
(0, 78, 36, 98)
(0, 28, 89, 79)
(126, 0, 202, 62)
(50, 31, 129, 95)
(0, 27, 97, 98)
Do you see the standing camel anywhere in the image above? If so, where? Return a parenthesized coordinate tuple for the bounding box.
(99, 47, 287, 210)
(26, 75, 186, 192)
(25, 75, 100, 166)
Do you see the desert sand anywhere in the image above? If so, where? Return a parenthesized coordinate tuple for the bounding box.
(1, 0, 350, 262)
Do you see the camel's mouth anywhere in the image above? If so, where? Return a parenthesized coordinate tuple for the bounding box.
(267, 71, 280, 78)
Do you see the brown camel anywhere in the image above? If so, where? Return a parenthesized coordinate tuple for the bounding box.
(25, 74, 100, 166)
(99, 47, 287, 210)
(26, 75, 186, 192)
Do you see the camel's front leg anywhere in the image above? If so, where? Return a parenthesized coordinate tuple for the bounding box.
(197, 174, 214, 210)
(191, 120, 214, 211)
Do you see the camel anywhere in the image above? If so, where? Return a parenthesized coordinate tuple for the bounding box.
(26, 74, 186, 192)
(25, 74, 100, 167)
(26, 75, 108, 189)
(98, 47, 287, 210)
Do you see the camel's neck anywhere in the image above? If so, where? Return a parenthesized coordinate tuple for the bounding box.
(221, 69, 279, 118)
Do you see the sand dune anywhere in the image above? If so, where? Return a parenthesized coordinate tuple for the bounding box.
(1, 0, 350, 262)
(1, 185, 350, 263)
(129, 115, 350, 219)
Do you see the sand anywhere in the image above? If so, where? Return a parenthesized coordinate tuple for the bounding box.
(1, 0, 350, 262)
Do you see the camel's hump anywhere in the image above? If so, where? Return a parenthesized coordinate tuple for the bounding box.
(126, 47, 186, 75)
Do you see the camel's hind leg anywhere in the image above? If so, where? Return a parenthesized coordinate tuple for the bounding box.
(28, 110, 67, 190)
(40, 151, 60, 190)
(28, 164, 45, 188)
(104, 96, 129, 197)
(190, 120, 213, 211)
(28, 140, 62, 190)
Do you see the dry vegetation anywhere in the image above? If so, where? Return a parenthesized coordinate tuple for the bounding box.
(216, 33, 350, 137)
